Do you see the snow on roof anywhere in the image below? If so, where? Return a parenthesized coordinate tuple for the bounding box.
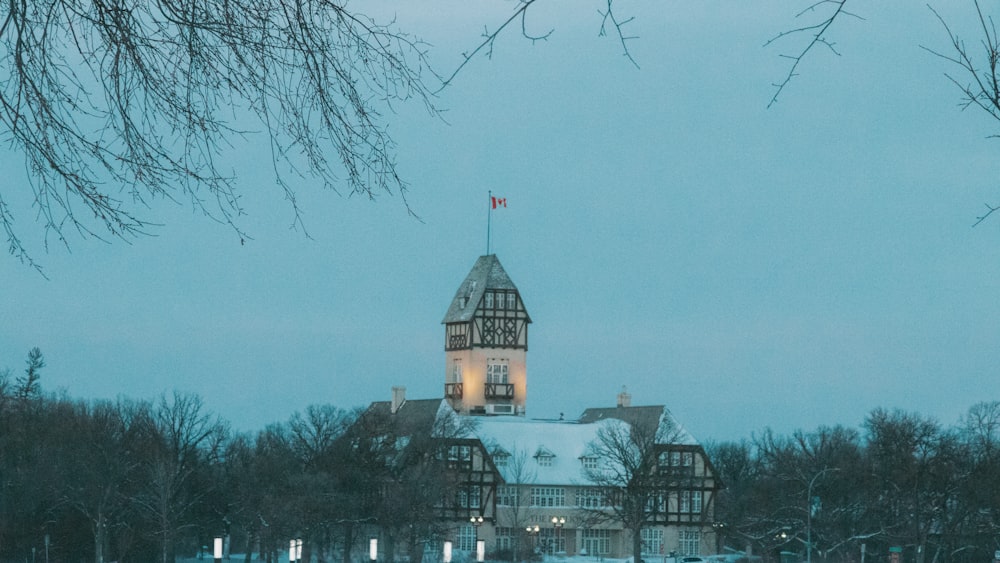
(467, 408, 700, 486)
(473, 416, 611, 485)
(442, 255, 528, 324)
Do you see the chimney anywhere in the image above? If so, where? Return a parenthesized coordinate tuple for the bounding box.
(391, 386, 406, 414)
(616, 386, 631, 408)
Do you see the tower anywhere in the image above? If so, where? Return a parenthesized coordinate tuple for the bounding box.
(442, 255, 531, 415)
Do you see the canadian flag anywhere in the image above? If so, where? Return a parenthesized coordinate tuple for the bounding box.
(491, 196, 507, 209)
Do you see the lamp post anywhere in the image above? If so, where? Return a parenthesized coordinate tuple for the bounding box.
(470, 515, 484, 550)
(711, 522, 726, 554)
(526, 525, 540, 554)
(550, 516, 565, 555)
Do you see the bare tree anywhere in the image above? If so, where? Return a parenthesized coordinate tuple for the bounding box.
(136, 391, 228, 563)
(0, 0, 436, 270)
(583, 410, 682, 563)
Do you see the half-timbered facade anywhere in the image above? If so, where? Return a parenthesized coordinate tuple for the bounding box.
(465, 398, 722, 560)
(359, 254, 722, 561)
(442, 255, 531, 416)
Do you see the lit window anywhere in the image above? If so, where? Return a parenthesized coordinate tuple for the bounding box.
(487, 360, 509, 384)
(452, 359, 463, 382)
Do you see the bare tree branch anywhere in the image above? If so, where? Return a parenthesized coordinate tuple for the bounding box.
(766, 1, 864, 108)
(924, 2, 1000, 225)
(598, 0, 639, 69)
(0, 0, 438, 270)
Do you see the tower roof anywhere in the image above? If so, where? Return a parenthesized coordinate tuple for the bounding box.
(442, 255, 525, 323)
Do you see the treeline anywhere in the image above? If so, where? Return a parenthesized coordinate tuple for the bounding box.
(708, 403, 1000, 563)
(3, 348, 998, 563)
(0, 349, 460, 563)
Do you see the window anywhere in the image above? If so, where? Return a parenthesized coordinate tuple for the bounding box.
(487, 360, 508, 384)
(493, 451, 509, 468)
(497, 485, 519, 507)
(457, 525, 477, 551)
(679, 530, 701, 556)
(581, 456, 599, 470)
(469, 486, 481, 508)
(641, 528, 664, 555)
(495, 527, 514, 552)
(530, 487, 565, 507)
(647, 493, 667, 513)
(507, 292, 516, 309)
(485, 291, 494, 308)
(447, 445, 472, 469)
(582, 529, 611, 555)
(452, 359, 463, 382)
(536, 454, 553, 467)
(678, 490, 703, 514)
(577, 488, 607, 509)
(540, 528, 565, 554)
(659, 450, 694, 475)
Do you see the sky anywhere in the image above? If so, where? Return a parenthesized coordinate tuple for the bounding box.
(2, 1, 999, 444)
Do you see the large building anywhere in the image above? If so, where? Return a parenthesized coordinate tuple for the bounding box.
(367, 255, 721, 560)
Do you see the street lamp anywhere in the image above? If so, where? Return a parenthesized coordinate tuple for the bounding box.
(470, 515, 484, 545)
(526, 525, 540, 554)
(551, 516, 565, 555)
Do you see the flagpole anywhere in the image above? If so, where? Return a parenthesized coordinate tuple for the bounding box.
(487, 190, 492, 256)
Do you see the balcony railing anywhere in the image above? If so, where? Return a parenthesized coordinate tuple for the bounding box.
(485, 383, 514, 400)
(445, 383, 463, 399)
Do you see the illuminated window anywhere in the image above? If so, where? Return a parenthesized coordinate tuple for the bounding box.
(487, 360, 509, 384)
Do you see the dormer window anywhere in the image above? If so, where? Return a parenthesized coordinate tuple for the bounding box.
(535, 446, 555, 467)
(580, 456, 599, 470)
(493, 449, 510, 467)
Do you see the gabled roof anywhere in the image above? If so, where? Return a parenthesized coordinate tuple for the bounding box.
(442, 255, 526, 323)
(365, 398, 450, 438)
(471, 407, 700, 486)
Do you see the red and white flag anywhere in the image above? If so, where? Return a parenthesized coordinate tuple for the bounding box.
(491, 196, 507, 209)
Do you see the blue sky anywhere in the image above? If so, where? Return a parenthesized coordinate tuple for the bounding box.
(2, 1, 999, 443)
